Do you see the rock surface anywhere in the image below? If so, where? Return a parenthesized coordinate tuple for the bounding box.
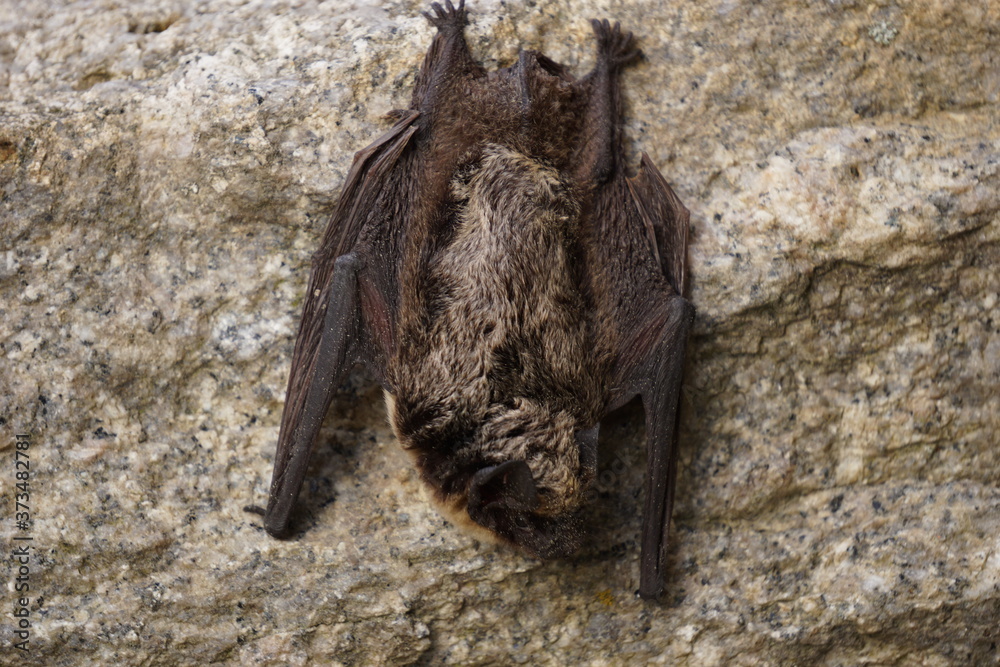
(1, 0, 998, 664)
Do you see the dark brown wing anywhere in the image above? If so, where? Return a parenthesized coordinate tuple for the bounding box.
(627, 154, 690, 296)
(264, 0, 483, 537)
(586, 163, 693, 601)
(264, 113, 419, 536)
(570, 17, 693, 602)
(588, 156, 694, 599)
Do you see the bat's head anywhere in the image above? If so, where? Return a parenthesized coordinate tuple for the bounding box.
(389, 392, 596, 558)
(465, 459, 584, 559)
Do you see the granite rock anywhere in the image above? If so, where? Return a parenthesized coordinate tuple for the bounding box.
(1, 0, 998, 664)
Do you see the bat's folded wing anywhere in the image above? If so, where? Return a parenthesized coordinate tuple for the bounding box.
(587, 156, 694, 599)
(626, 153, 689, 297)
(264, 111, 420, 536)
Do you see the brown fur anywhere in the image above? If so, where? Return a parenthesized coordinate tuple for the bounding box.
(389, 145, 602, 517)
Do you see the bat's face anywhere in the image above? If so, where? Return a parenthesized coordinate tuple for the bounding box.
(465, 461, 585, 559)
(386, 392, 594, 559)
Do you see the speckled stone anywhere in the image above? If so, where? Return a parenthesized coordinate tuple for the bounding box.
(1, 0, 997, 664)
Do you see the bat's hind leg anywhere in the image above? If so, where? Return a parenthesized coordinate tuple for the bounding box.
(571, 20, 641, 185)
(413, 0, 483, 106)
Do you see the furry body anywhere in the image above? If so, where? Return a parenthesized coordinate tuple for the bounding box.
(263, 1, 694, 599)
(390, 145, 603, 554)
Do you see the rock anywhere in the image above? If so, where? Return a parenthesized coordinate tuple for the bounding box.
(1, 0, 997, 664)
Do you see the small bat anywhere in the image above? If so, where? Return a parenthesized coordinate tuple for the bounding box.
(262, 0, 693, 600)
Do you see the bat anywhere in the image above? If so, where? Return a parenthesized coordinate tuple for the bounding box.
(261, 0, 693, 600)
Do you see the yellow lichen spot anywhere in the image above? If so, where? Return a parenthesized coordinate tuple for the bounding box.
(596, 589, 614, 607)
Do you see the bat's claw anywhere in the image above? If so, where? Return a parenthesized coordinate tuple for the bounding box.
(423, 0, 468, 31)
(591, 18, 641, 68)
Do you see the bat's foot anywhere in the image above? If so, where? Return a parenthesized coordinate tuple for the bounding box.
(590, 19, 641, 69)
(423, 0, 468, 32)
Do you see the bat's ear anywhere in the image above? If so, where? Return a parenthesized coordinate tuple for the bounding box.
(468, 460, 539, 516)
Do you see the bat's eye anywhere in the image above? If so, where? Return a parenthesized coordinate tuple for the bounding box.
(513, 514, 530, 530)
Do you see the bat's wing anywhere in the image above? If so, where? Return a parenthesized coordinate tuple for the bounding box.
(263, 0, 480, 537)
(571, 17, 693, 601)
(587, 158, 694, 600)
(264, 112, 419, 536)
(626, 154, 690, 297)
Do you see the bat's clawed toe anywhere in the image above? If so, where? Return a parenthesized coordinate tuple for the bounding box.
(423, 0, 468, 30)
(591, 17, 640, 68)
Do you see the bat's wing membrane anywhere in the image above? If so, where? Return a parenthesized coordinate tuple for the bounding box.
(263, 0, 488, 539)
(627, 154, 690, 296)
(264, 112, 419, 537)
(588, 156, 694, 600)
